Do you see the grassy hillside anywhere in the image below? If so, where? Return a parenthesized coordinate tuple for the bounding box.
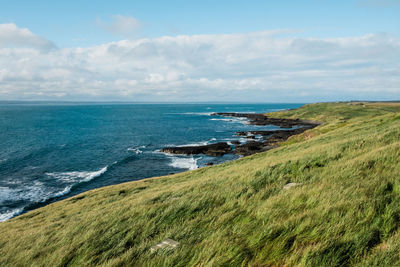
(1, 102, 400, 266)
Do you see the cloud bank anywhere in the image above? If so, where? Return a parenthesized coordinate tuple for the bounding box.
(0, 23, 55, 51)
(0, 23, 399, 102)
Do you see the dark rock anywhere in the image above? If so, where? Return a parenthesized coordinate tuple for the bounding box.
(209, 112, 322, 156)
(161, 142, 232, 156)
(162, 113, 321, 159)
(211, 112, 320, 128)
(235, 141, 274, 156)
(206, 162, 214, 166)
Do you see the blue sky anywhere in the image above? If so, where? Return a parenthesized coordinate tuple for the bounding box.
(0, 0, 399, 102)
(2, 0, 399, 47)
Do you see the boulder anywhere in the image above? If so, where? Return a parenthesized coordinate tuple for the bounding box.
(161, 142, 232, 156)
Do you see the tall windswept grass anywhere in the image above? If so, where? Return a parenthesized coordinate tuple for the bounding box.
(1, 102, 400, 266)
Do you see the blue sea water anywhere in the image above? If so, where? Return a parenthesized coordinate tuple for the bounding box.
(0, 102, 303, 221)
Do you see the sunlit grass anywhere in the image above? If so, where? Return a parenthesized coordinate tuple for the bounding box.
(1, 102, 400, 266)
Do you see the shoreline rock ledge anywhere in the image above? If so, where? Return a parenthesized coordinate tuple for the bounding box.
(161, 142, 232, 157)
(210, 112, 319, 128)
(161, 113, 320, 157)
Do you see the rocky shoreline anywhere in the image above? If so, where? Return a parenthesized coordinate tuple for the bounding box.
(161, 142, 232, 157)
(161, 113, 320, 157)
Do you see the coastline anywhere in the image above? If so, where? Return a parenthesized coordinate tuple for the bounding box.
(0, 104, 308, 222)
(2, 102, 400, 266)
(162, 112, 320, 157)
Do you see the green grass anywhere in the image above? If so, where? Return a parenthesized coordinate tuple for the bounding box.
(1, 102, 400, 266)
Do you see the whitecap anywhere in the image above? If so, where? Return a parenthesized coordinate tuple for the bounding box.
(127, 145, 145, 154)
(53, 186, 72, 198)
(46, 166, 108, 183)
(210, 118, 232, 122)
(239, 137, 249, 143)
(0, 183, 48, 205)
(0, 166, 108, 222)
(175, 138, 217, 147)
(0, 208, 23, 222)
(177, 142, 208, 147)
(209, 117, 249, 125)
(166, 112, 213, 116)
(159, 138, 217, 149)
(0, 186, 16, 204)
(169, 156, 199, 170)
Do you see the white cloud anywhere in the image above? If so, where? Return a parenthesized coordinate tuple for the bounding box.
(97, 15, 141, 37)
(0, 24, 399, 101)
(0, 23, 55, 51)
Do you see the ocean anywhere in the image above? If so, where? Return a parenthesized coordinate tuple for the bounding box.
(0, 102, 303, 221)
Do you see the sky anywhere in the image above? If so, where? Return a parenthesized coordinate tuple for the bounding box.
(0, 0, 399, 102)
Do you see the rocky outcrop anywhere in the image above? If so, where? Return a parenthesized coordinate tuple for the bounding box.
(237, 126, 315, 141)
(210, 113, 320, 156)
(211, 112, 319, 128)
(161, 142, 232, 156)
(162, 113, 320, 157)
(235, 141, 276, 156)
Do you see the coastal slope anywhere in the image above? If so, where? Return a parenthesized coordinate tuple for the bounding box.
(1, 102, 400, 266)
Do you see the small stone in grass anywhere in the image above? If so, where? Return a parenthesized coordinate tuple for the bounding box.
(283, 182, 300, 190)
(150, 239, 180, 253)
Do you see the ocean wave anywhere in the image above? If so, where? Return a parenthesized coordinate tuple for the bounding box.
(169, 156, 200, 170)
(209, 117, 249, 125)
(0, 182, 72, 206)
(176, 138, 217, 147)
(0, 167, 108, 205)
(0, 208, 23, 222)
(158, 138, 218, 150)
(46, 166, 108, 183)
(0, 182, 48, 205)
(166, 112, 213, 116)
(0, 166, 109, 222)
(127, 145, 145, 154)
(53, 186, 72, 198)
(239, 137, 250, 143)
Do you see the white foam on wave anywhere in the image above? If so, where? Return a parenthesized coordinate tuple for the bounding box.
(0, 182, 53, 221)
(0, 186, 17, 204)
(209, 117, 249, 125)
(0, 166, 109, 222)
(239, 137, 249, 143)
(166, 112, 213, 116)
(0, 208, 23, 222)
(210, 118, 234, 122)
(158, 138, 217, 150)
(127, 145, 145, 154)
(0, 182, 48, 205)
(169, 156, 200, 170)
(53, 186, 72, 198)
(175, 138, 217, 147)
(46, 166, 108, 183)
